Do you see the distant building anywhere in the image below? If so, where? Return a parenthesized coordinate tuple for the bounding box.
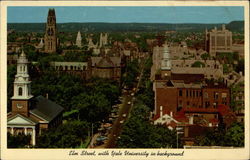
(50, 61, 90, 80)
(44, 8, 57, 53)
(151, 43, 223, 81)
(89, 55, 121, 82)
(76, 31, 82, 48)
(99, 33, 108, 47)
(205, 24, 232, 56)
(7, 51, 63, 146)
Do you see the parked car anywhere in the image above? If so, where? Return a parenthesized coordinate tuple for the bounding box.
(120, 120, 124, 124)
(96, 136, 108, 142)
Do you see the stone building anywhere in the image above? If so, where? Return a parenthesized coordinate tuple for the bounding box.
(205, 24, 232, 56)
(44, 8, 57, 53)
(89, 55, 121, 82)
(151, 43, 223, 81)
(7, 51, 63, 146)
(50, 61, 90, 80)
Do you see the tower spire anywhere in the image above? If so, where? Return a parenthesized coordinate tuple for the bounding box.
(44, 8, 57, 53)
(11, 50, 33, 100)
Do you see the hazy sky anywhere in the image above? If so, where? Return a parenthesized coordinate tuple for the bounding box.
(8, 6, 244, 23)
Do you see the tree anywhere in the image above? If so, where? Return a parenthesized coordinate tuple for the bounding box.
(36, 120, 89, 148)
(235, 59, 244, 75)
(224, 122, 244, 147)
(201, 53, 210, 60)
(8, 133, 31, 148)
(7, 65, 17, 112)
(194, 122, 244, 147)
(191, 61, 205, 68)
(117, 102, 177, 148)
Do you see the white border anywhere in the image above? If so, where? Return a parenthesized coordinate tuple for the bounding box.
(1, 1, 249, 160)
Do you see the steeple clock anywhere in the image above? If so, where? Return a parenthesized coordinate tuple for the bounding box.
(11, 50, 33, 116)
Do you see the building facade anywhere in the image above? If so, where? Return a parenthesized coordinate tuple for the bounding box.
(89, 55, 121, 82)
(44, 8, 57, 53)
(205, 24, 232, 56)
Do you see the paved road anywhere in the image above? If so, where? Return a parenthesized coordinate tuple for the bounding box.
(105, 58, 146, 148)
(90, 57, 146, 148)
(105, 91, 133, 148)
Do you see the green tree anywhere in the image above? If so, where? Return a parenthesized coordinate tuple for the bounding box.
(8, 133, 31, 148)
(201, 53, 210, 60)
(191, 61, 205, 68)
(36, 120, 89, 148)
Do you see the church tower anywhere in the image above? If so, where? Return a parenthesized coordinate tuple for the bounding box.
(44, 8, 57, 53)
(76, 31, 82, 48)
(11, 50, 33, 116)
(161, 44, 172, 78)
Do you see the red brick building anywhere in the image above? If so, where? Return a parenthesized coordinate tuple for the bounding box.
(153, 80, 230, 123)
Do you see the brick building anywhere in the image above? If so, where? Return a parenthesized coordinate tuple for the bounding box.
(153, 80, 230, 124)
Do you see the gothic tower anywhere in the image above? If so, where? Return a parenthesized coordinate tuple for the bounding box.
(76, 31, 82, 48)
(44, 8, 57, 53)
(11, 50, 33, 116)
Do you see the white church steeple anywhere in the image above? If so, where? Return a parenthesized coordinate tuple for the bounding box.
(161, 44, 171, 70)
(11, 50, 33, 100)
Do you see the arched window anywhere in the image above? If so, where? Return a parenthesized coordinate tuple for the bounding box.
(18, 87, 23, 96)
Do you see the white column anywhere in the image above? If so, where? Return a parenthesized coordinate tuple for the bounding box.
(24, 127, 27, 135)
(32, 127, 36, 146)
(11, 127, 14, 134)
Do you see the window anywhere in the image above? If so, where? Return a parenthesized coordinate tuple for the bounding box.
(179, 90, 183, 96)
(190, 90, 192, 97)
(187, 101, 190, 106)
(186, 90, 189, 97)
(204, 92, 208, 99)
(193, 91, 195, 97)
(18, 87, 22, 96)
(222, 93, 227, 98)
(214, 92, 219, 99)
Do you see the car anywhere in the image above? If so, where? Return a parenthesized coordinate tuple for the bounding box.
(96, 136, 108, 141)
(127, 101, 131, 105)
(122, 114, 126, 118)
(120, 120, 124, 124)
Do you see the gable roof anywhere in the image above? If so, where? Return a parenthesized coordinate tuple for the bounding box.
(30, 96, 64, 122)
(91, 56, 121, 67)
(8, 114, 37, 126)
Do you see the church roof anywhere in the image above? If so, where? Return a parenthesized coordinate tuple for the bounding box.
(91, 56, 121, 68)
(30, 96, 64, 122)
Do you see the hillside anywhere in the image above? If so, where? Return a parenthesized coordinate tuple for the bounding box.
(7, 21, 244, 33)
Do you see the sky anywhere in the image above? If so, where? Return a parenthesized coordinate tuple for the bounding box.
(7, 6, 244, 24)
